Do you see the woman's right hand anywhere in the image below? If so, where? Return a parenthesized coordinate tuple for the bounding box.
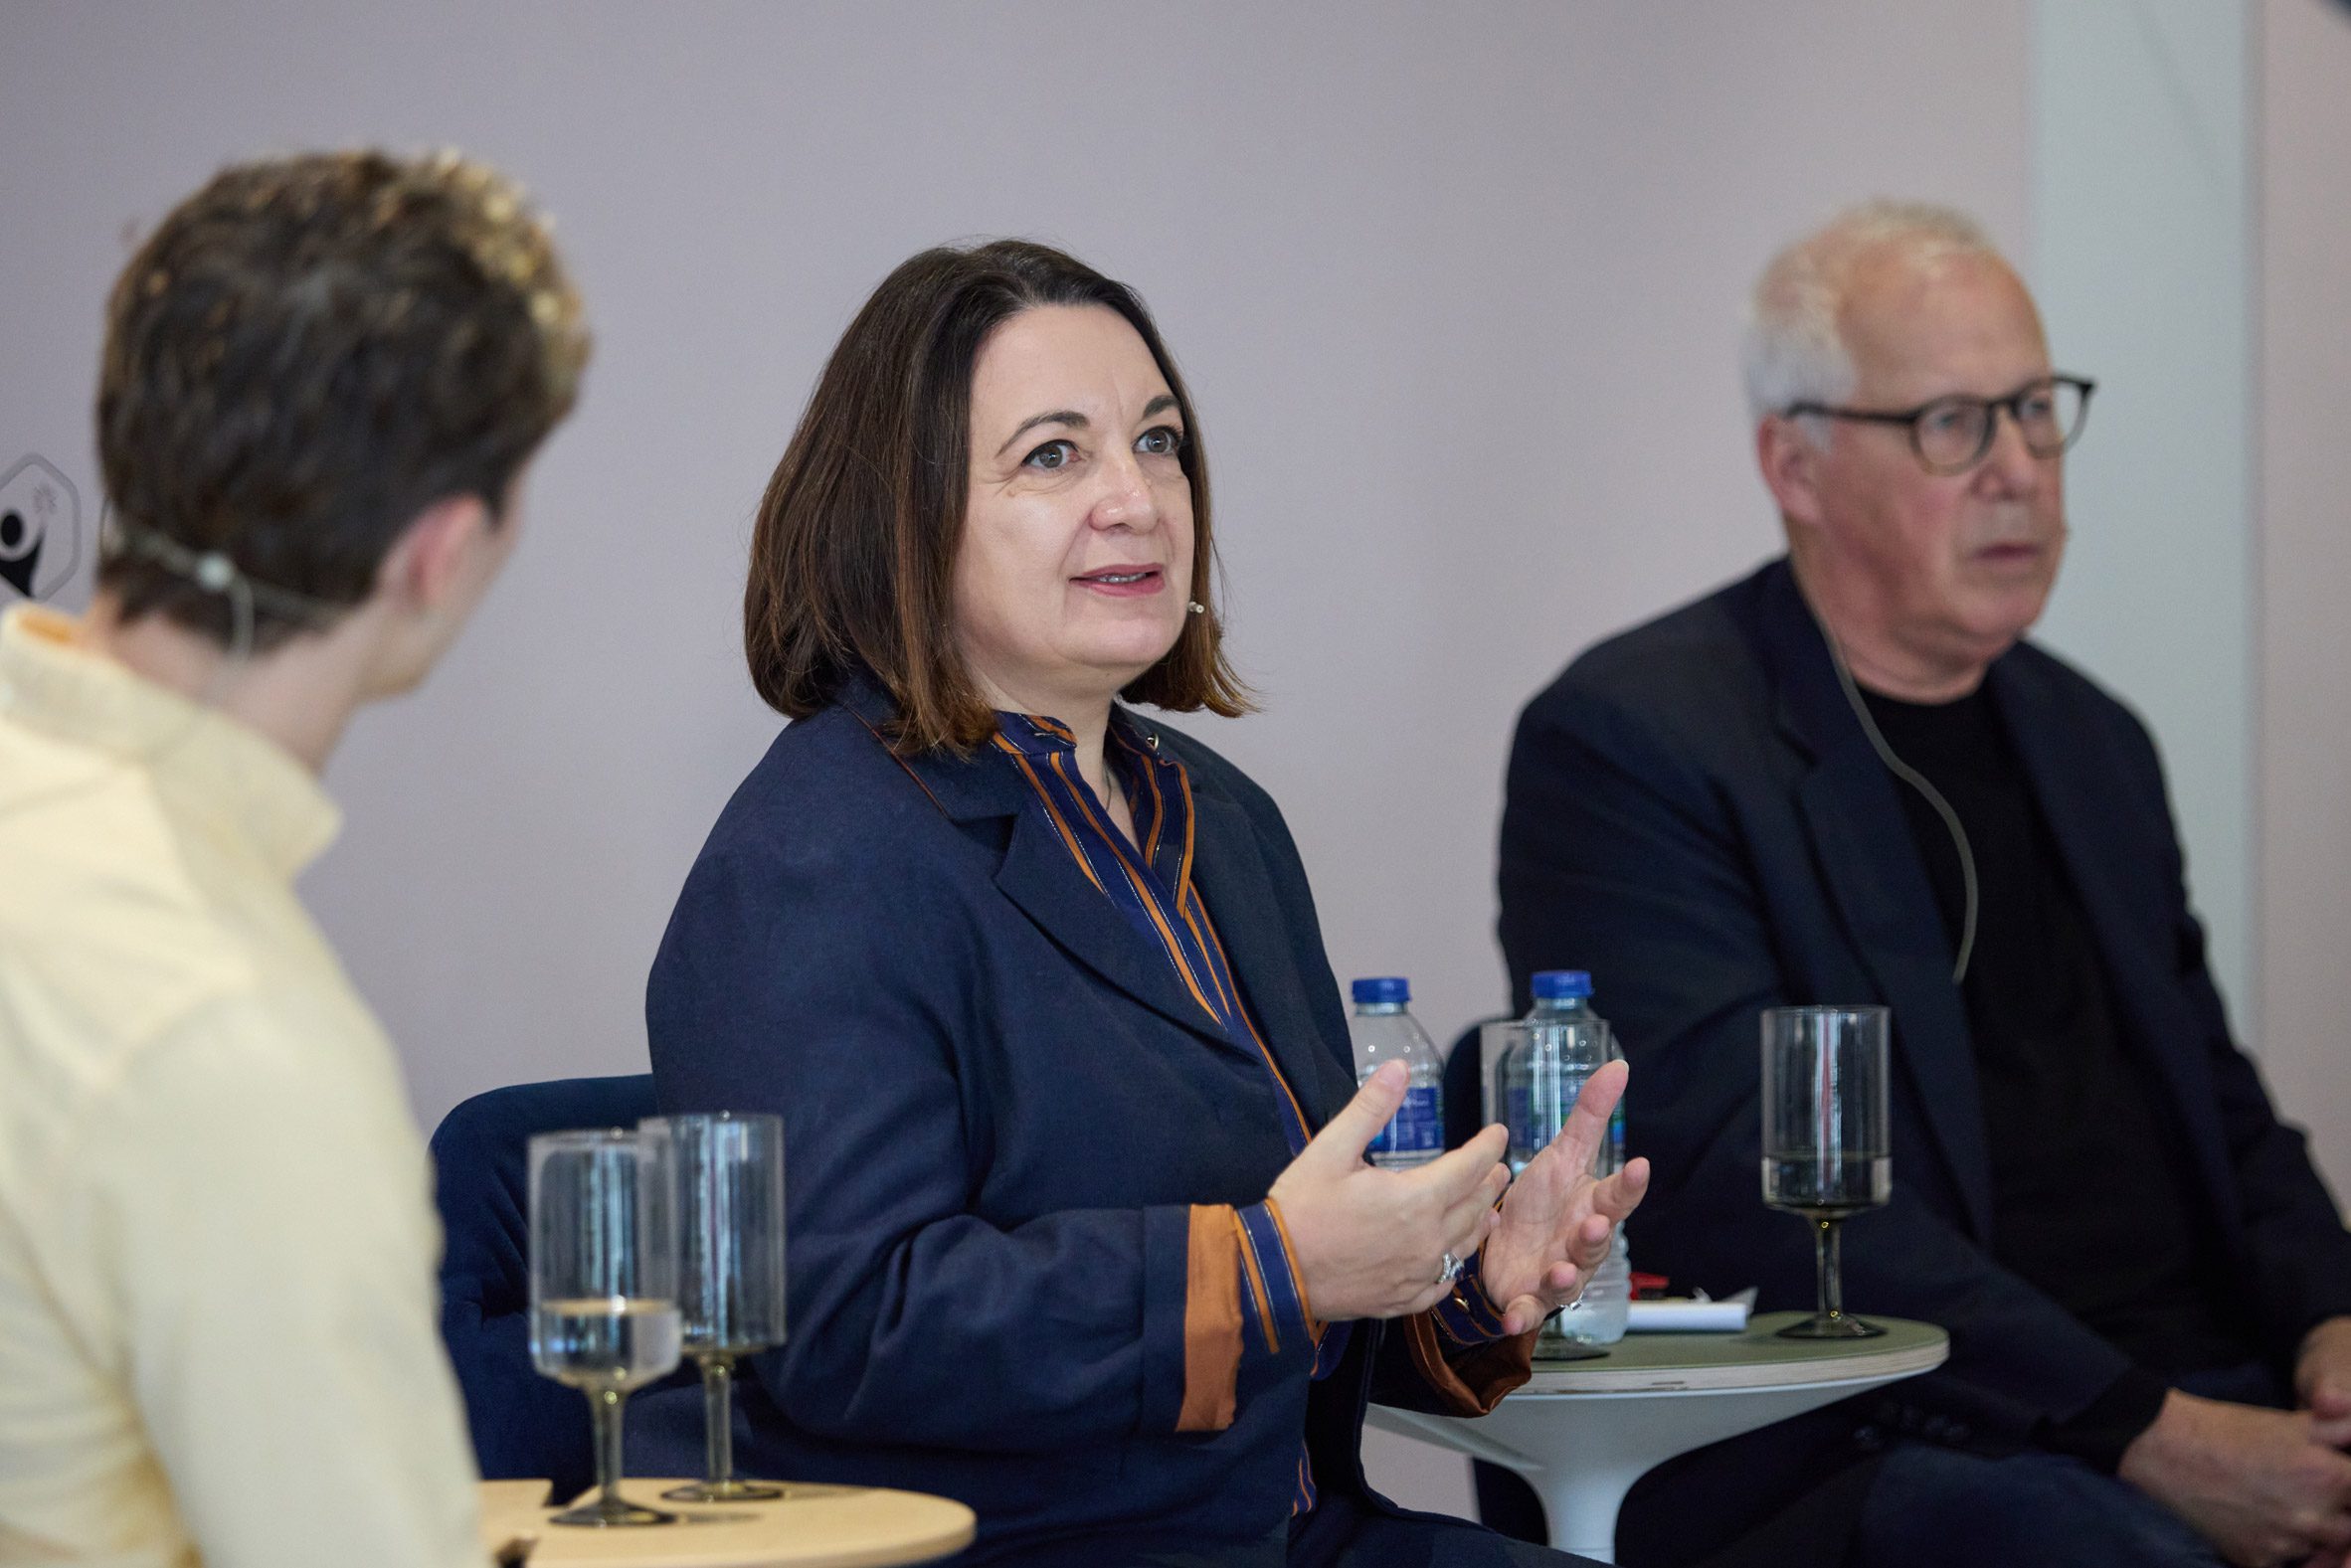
(1266, 1060, 1514, 1322)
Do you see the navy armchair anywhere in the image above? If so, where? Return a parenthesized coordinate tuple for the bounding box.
(428, 1074, 691, 1497)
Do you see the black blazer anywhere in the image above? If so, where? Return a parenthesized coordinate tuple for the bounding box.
(635, 680, 1515, 1563)
(1498, 558, 2351, 1563)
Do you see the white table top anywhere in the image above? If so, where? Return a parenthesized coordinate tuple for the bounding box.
(1513, 1311, 1948, 1395)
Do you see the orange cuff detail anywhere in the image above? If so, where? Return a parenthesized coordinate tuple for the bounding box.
(1400, 1308, 1540, 1417)
(1176, 1204, 1243, 1432)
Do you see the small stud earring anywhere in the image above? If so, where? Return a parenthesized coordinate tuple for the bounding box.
(1186, 601, 1206, 615)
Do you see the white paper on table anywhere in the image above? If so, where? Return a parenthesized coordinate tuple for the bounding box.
(1624, 1298, 1751, 1331)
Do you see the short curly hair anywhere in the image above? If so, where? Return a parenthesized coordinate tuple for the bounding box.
(96, 148, 590, 648)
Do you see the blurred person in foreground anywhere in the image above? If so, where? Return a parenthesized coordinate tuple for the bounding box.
(639, 238, 1650, 1566)
(0, 150, 587, 1565)
(1496, 201, 2351, 1568)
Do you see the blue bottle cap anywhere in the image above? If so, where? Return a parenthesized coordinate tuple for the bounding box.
(1532, 969, 1592, 1000)
(1351, 976, 1410, 1005)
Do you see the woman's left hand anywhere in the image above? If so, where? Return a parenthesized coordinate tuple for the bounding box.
(1477, 1057, 1652, 1335)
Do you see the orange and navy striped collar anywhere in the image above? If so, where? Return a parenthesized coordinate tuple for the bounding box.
(987, 709, 1313, 1158)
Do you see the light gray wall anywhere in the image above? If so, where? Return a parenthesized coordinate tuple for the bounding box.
(2029, 0, 2351, 1203)
(0, 0, 2031, 1138)
(2259, 0, 2351, 1195)
(2032, 0, 2256, 1036)
(0, 0, 2036, 1515)
(22, 0, 2344, 1520)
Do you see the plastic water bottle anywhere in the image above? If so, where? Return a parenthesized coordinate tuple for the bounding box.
(1348, 977, 1444, 1169)
(1498, 971, 1610, 1169)
(1554, 1230, 1634, 1347)
(1527, 970, 1626, 1173)
(1503, 970, 1633, 1346)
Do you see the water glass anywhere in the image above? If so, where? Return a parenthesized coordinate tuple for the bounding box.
(528, 1129, 682, 1526)
(1760, 1005, 1891, 1338)
(640, 1112, 788, 1502)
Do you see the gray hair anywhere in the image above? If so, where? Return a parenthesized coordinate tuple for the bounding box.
(1741, 200, 2002, 436)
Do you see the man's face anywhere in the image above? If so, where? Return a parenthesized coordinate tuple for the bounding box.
(1796, 251, 2067, 674)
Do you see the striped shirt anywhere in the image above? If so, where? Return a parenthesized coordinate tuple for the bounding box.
(992, 711, 1512, 1513)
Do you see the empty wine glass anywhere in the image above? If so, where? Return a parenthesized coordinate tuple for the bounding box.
(640, 1112, 788, 1502)
(529, 1129, 682, 1526)
(1760, 1006, 1891, 1339)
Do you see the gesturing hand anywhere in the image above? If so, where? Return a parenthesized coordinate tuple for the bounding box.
(1479, 1057, 1651, 1335)
(1267, 1061, 1513, 1323)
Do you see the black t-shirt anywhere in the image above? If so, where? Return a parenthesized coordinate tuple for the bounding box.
(1859, 685, 2256, 1451)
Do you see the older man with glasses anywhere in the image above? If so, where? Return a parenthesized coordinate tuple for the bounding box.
(1493, 201, 2351, 1567)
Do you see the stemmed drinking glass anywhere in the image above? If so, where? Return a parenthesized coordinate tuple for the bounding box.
(1760, 1005, 1891, 1339)
(528, 1129, 683, 1526)
(640, 1112, 789, 1502)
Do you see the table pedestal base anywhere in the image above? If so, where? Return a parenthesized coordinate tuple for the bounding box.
(1371, 1371, 1910, 1562)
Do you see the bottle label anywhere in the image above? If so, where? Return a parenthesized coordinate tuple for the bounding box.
(1507, 1064, 1622, 1171)
(1370, 1085, 1443, 1156)
(1509, 1080, 1577, 1158)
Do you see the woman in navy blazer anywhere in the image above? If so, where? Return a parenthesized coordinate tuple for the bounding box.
(640, 241, 1648, 1566)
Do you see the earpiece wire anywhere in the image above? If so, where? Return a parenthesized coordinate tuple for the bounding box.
(1817, 624, 1981, 986)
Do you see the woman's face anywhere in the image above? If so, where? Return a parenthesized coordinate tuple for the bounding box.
(952, 303, 1193, 719)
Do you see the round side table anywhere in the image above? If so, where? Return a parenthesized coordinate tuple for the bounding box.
(479, 1479, 976, 1568)
(1368, 1311, 1947, 1563)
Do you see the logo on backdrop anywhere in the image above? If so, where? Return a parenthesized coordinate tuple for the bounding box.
(0, 455, 83, 602)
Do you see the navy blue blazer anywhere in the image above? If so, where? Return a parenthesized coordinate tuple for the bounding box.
(638, 682, 1500, 1562)
(1499, 558, 2351, 1560)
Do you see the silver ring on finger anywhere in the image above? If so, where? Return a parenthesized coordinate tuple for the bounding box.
(1435, 1251, 1465, 1287)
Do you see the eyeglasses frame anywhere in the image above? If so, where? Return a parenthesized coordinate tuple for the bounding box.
(1782, 374, 2098, 476)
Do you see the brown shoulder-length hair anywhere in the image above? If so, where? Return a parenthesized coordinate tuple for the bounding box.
(744, 238, 1250, 751)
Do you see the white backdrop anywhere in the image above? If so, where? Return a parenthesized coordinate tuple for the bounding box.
(2034, 0, 2255, 1050)
(0, 0, 2034, 1129)
(12, 0, 2345, 1522)
(2259, 0, 2351, 1196)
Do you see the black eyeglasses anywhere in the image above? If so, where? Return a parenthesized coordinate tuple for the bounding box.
(1783, 375, 2096, 475)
